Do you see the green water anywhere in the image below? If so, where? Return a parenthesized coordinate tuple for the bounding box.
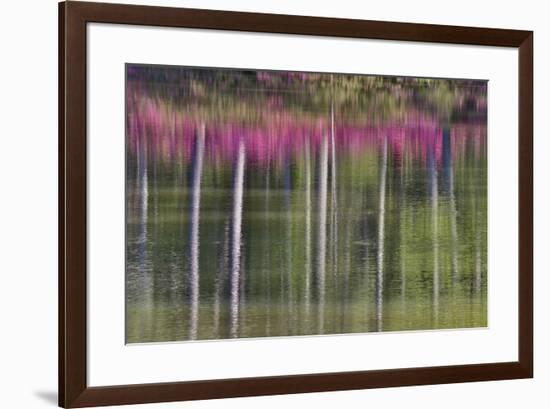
(125, 66, 487, 343)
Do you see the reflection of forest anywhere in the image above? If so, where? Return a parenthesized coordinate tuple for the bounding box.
(126, 65, 487, 343)
(127, 65, 486, 125)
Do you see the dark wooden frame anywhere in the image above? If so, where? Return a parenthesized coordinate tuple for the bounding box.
(59, 1, 533, 407)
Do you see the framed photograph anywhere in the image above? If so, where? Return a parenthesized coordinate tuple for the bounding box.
(59, 1, 533, 407)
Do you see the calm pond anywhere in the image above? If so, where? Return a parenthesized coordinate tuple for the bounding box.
(126, 66, 487, 343)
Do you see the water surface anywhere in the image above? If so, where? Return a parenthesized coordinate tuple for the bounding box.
(126, 66, 487, 343)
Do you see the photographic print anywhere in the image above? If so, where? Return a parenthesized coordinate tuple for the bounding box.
(126, 64, 487, 343)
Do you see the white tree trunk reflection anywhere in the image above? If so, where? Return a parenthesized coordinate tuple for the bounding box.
(304, 138, 312, 319)
(188, 125, 205, 340)
(317, 133, 328, 334)
(445, 128, 460, 285)
(376, 136, 388, 332)
(285, 162, 293, 334)
(330, 91, 338, 285)
(136, 136, 152, 336)
(430, 143, 440, 326)
(264, 166, 272, 336)
(400, 138, 408, 308)
(230, 140, 246, 338)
